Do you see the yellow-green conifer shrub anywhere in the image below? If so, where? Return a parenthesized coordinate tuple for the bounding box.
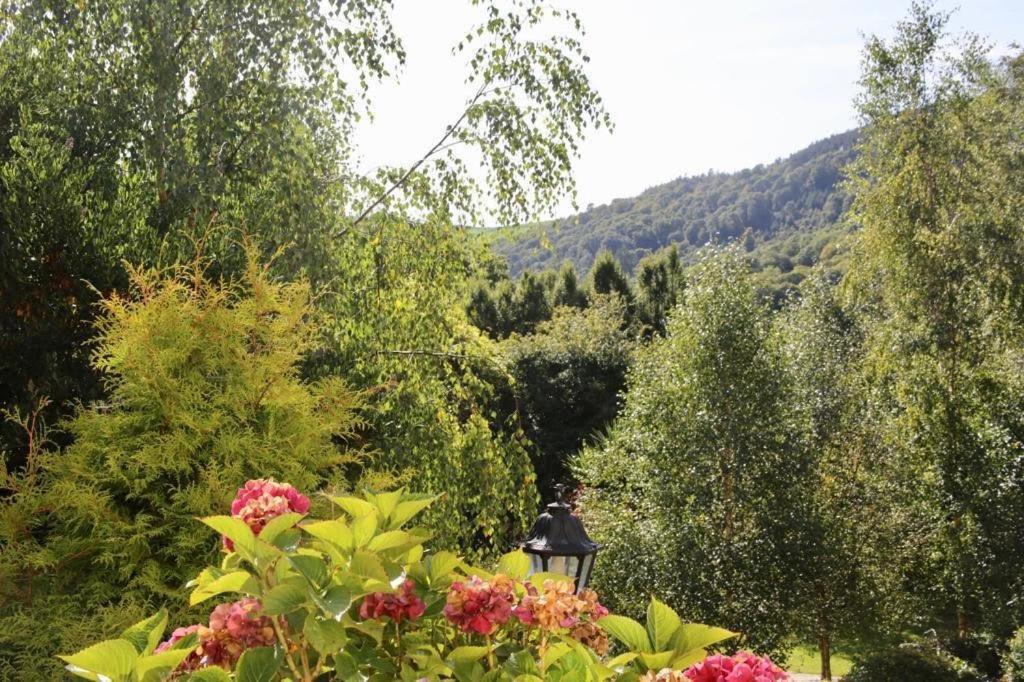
(0, 246, 363, 679)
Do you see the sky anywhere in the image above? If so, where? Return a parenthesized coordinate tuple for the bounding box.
(354, 0, 1023, 219)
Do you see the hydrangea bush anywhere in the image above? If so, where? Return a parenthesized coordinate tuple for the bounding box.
(59, 479, 781, 681)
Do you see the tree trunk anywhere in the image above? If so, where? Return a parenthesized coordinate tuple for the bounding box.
(957, 608, 970, 640)
(819, 632, 832, 681)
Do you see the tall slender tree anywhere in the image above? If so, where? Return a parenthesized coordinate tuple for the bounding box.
(844, 3, 1024, 639)
(579, 249, 807, 657)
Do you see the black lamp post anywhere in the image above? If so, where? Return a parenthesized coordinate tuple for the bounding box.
(520, 485, 601, 592)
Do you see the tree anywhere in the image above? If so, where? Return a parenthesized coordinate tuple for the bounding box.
(0, 247, 363, 678)
(501, 295, 632, 497)
(844, 4, 1024, 640)
(775, 275, 894, 680)
(0, 0, 610, 460)
(635, 246, 684, 336)
(314, 217, 538, 559)
(578, 249, 806, 657)
(552, 260, 589, 309)
(587, 250, 634, 306)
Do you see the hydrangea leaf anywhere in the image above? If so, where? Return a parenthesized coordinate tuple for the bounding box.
(119, 608, 168, 654)
(596, 614, 651, 653)
(59, 638, 139, 681)
(258, 512, 305, 543)
(668, 623, 737, 658)
(189, 570, 259, 606)
(134, 648, 195, 682)
(646, 597, 682, 652)
(496, 549, 531, 580)
(199, 516, 256, 555)
(327, 495, 378, 519)
(261, 580, 309, 616)
(235, 646, 282, 682)
(351, 513, 378, 548)
(301, 519, 354, 551)
(448, 645, 492, 664)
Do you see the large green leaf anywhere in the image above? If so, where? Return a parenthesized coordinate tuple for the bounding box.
(668, 623, 737, 657)
(369, 490, 402, 519)
(258, 512, 305, 543)
(327, 495, 378, 519)
(389, 495, 438, 529)
(135, 648, 195, 682)
(448, 645, 491, 664)
(638, 650, 675, 670)
(235, 646, 282, 682)
(189, 570, 259, 605)
(262, 580, 308, 615)
(350, 550, 388, 583)
(596, 615, 651, 653)
(199, 516, 256, 555)
(288, 554, 329, 588)
(119, 609, 168, 654)
(59, 639, 139, 681)
(301, 519, 353, 551)
(312, 585, 353, 620)
(304, 616, 348, 654)
(427, 551, 461, 584)
(351, 513, 378, 548)
(496, 549, 531, 580)
(366, 529, 414, 553)
(646, 597, 683, 651)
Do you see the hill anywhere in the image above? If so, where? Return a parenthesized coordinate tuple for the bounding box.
(489, 130, 860, 286)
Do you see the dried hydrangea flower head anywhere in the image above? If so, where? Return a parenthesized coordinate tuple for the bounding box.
(359, 578, 426, 623)
(443, 574, 517, 635)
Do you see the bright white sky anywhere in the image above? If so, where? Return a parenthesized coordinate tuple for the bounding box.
(354, 0, 1023, 219)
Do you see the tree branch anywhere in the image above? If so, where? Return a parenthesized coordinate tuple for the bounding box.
(338, 82, 489, 236)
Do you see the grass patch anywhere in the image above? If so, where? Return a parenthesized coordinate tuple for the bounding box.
(786, 645, 854, 676)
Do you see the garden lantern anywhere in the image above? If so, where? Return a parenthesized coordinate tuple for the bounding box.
(520, 484, 601, 592)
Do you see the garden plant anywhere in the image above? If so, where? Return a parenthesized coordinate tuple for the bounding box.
(57, 478, 786, 681)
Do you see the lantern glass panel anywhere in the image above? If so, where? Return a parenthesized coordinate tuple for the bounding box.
(545, 554, 579, 578)
(577, 553, 595, 590)
(528, 552, 546, 576)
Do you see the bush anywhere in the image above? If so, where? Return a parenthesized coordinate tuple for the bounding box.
(1005, 627, 1024, 681)
(59, 477, 738, 681)
(844, 647, 984, 682)
(0, 248, 363, 679)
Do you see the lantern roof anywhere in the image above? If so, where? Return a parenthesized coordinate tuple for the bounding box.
(521, 485, 601, 556)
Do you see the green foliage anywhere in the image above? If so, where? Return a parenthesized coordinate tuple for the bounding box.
(491, 130, 857, 282)
(1004, 627, 1024, 681)
(552, 261, 589, 310)
(0, 0, 610, 471)
(587, 251, 634, 306)
(597, 597, 737, 672)
(58, 485, 724, 681)
(577, 249, 807, 657)
(773, 275, 897, 671)
(843, 647, 984, 682)
(319, 217, 538, 559)
(843, 3, 1024, 637)
(634, 246, 685, 336)
(501, 296, 634, 496)
(0, 250, 363, 678)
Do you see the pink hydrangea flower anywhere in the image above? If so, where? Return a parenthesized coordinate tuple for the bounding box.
(684, 652, 789, 682)
(224, 478, 310, 550)
(359, 579, 426, 623)
(443, 575, 517, 635)
(208, 597, 276, 648)
(153, 624, 203, 672)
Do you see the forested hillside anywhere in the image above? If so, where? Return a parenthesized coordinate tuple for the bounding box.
(492, 129, 859, 281)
